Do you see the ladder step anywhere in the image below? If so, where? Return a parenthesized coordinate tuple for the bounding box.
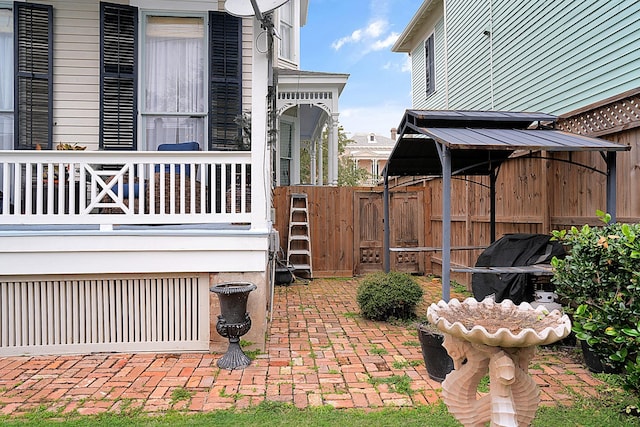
(289, 235, 310, 241)
(291, 263, 312, 270)
(288, 249, 311, 255)
(290, 222, 308, 226)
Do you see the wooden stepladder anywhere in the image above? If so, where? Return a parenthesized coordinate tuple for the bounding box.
(286, 193, 312, 279)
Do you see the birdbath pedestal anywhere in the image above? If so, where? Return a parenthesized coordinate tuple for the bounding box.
(427, 297, 571, 427)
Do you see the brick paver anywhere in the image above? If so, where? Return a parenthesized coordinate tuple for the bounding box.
(0, 277, 607, 416)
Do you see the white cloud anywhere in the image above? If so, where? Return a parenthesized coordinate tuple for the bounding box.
(365, 19, 386, 38)
(331, 19, 389, 51)
(369, 32, 399, 51)
(332, 29, 363, 50)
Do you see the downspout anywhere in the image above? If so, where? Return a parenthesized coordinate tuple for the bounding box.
(443, 0, 449, 108)
(487, 0, 494, 110)
(606, 152, 617, 222)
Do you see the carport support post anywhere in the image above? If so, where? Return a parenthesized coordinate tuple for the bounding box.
(383, 170, 390, 273)
(441, 146, 451, 302)
(490, 169, 497, 243)
(606, 151, 617, 222)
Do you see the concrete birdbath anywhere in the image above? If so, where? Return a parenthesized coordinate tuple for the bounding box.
(427, 297, 571, 427)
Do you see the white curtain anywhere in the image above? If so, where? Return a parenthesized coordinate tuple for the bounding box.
(144, 16, 205, 151)
(0, 8, 13, 151)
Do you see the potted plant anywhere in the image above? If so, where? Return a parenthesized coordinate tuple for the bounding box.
(417, 321, 454, 382)
(551, 210, 640, 390)
(53, 142, 87, 183)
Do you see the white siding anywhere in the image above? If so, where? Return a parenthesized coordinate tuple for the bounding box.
(51, 0, 102, 149)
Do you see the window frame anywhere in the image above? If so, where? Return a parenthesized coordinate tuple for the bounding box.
(0, 4, 13, 150)
(278, 1, 294, 62)
(140, 11, 208, 152)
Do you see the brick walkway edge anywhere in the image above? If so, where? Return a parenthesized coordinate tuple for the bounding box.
(0, 277, 604, 417)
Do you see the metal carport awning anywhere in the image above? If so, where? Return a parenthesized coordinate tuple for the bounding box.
(382, 110, 631, 301)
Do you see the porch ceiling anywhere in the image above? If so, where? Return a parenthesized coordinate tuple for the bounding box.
(384, 109, 630, 177)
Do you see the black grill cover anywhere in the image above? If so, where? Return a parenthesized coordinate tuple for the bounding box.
(471, 233, 565, 304)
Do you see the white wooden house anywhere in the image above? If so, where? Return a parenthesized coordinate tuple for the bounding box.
(0, 0, 347, 356)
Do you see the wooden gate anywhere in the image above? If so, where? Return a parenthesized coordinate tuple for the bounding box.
(274, 186, 429, 277)
(389, 191, 424, 273)
(354, 192, 384, 274)
(353, 190, 425, 275)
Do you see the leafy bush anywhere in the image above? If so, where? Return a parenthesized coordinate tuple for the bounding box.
(551, 211, 640, 391)
(356, 272, 423, 321)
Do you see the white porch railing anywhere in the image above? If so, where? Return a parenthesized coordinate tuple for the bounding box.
(0, 150, 252, 226)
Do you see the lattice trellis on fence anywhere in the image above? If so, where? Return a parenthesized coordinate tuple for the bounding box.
(557, 91, 640, 137)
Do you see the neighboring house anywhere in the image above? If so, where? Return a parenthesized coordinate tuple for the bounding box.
(389, 0, 639, 281)
(392, 0, 640, 115)
(343, 130, 397, 186)
(0, 0, 347, 356)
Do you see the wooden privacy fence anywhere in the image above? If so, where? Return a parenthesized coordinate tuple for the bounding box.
(274, 111, 639, 282)
(273, 186, 431, 277)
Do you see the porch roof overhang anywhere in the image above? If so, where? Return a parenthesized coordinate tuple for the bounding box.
(277, 68, 349, 140)
(382, 109, 631, 302)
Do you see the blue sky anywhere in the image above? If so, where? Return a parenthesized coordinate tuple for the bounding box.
(300, 0, 420, 139)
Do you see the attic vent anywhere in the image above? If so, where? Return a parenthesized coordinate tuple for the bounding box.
(368, 133, 376, 143)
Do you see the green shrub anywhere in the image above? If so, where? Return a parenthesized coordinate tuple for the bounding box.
(356, 272, 423, 321)
(551, 211, 640, 391)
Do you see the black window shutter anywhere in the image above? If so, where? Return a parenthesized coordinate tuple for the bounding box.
(425, 34, 435, 97)
(209, 11, 243, 151)
(100, 2, 137, 150)
(14, 3, 52, 150)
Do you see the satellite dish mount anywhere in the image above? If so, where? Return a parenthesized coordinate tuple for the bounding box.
(224, 0, 289, 27)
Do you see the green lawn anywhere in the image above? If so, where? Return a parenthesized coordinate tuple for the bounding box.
(2, 394, 639, 427)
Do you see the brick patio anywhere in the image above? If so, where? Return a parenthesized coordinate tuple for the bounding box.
(0, 277, 603, 417)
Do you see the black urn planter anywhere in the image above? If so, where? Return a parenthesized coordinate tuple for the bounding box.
(210, 281, 257, 370)
(418, 323, 454, 382)
(580, 340, 622, 374)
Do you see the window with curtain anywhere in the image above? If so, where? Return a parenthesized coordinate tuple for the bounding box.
(143, 15, 205, 151)
(279, 1, 293, 61)
(0, 7, 13, 151)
